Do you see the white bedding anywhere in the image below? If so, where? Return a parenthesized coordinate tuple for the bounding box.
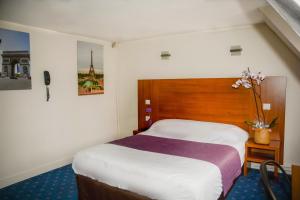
(72, 119, 249, 200)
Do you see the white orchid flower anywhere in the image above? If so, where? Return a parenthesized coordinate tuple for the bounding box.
(258, 72, 266, 81)
(232, 79, 242, 88)
(232, 83, 239, 88)
(232, 69, 265, 89)
(241, 70, 250, 79)
(232, 68, 270, 129)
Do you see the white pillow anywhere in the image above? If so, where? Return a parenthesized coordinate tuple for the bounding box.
(144, 119, 249, 143)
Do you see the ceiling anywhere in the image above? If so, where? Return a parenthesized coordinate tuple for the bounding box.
(0, 0, 267, 42)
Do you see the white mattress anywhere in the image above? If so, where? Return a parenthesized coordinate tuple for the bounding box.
(72, 119, 249, 200)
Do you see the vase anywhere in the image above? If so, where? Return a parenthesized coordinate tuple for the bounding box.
(254, 128, 271, 144)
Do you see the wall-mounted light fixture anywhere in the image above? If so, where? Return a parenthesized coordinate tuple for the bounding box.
(112, 41, 117, 48)
(230, 45, 243, 56)
(161, 51, 171, 60)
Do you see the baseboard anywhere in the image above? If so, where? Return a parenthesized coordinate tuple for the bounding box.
(0, 156, 73, 189)
(249, 163, 292, 174)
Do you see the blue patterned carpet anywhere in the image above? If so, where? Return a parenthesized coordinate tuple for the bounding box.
(0, 165, 289, 200)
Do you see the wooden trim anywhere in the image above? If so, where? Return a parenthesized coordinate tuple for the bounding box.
(292, 165, 300, 200)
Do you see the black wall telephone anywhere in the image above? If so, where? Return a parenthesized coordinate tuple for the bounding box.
(44, 71, 50, 101)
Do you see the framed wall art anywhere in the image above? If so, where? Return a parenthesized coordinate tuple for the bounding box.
(77, 41, 104, 95)
(0, 28, 31, 90)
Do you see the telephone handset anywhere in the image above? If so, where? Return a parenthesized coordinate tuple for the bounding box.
(44, 71, 50, 101)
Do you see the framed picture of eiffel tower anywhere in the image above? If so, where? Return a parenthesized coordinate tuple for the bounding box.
(77, 41, 104, 95)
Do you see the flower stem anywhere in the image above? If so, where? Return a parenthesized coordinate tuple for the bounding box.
(248, 68, 261, 123)
(258, 84, 266, 124)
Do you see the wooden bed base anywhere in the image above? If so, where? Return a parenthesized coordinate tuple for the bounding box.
(76, 174, 227, 200)
(76, 175, 151, 200)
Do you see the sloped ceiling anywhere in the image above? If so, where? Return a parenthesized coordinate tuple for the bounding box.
(0, 0, 266, 42)
(266, 0, 300, 36)
(261, 1, 300, 58)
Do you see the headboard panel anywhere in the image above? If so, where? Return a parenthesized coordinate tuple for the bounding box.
(138, 77, 286, 162)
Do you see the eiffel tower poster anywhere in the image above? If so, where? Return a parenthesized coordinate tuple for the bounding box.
(77, 41, 104, 95)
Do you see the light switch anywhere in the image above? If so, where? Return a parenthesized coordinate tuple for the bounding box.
(145, 115, 151, 121)
(263, 103, 271, 110)
(145, 99, 151, 105)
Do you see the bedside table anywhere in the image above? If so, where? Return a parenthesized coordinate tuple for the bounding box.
(244, 138, 280, 176)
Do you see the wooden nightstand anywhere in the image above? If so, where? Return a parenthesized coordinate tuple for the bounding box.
(244, 138, 280, 176)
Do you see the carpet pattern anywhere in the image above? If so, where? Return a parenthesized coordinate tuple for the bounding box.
(0, 165, 77, 200)
(0, 165, 289, 200)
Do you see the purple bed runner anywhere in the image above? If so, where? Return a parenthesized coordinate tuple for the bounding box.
(110, 134, 241, 195)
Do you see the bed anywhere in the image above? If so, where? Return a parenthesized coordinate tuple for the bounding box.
(73, 77, 286, 200)
(73, 119, 248, 200)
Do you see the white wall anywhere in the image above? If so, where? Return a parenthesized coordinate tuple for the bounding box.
(0, 21, 119, 188)
(117, 23, 300, 168)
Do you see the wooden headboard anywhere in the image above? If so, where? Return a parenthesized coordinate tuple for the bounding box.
(137, 77, 286, 162)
